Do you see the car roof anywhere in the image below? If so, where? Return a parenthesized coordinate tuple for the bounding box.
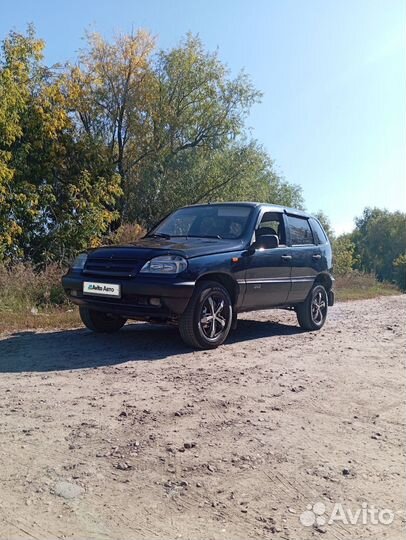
(182, 202, 313, 219)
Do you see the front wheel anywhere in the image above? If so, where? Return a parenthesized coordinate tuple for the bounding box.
(179, 281, 233, 349)
(296, 284, 328, 331)
(79, 307, 126, 333)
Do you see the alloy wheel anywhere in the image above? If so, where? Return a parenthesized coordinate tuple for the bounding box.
(311, 290, 327, 325)
(199, 293, 228, 340)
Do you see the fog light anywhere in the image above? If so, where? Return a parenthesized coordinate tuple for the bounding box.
(150, 297, 161, 306)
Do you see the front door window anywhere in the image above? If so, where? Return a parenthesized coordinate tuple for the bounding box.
(255, 212, 286, 245)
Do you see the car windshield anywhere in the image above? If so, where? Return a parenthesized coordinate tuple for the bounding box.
(150, 205, 253, 240)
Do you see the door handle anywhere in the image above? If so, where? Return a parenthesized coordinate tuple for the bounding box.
(312, 254, 322, 260)
(281, 255, 292, 261)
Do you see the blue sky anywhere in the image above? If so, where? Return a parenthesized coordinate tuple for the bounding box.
(1, 0, 405, 233)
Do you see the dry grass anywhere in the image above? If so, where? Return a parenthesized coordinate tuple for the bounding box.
(335, 272, 400, 301)
(0, 263, 68, 311)
(0, 263, 80, 334)
(0, 308, 80, 333)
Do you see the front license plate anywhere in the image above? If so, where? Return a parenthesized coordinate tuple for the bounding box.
(83, 281, 121, 298)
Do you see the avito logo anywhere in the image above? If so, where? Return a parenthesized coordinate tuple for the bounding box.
(299, 501, 395, 528)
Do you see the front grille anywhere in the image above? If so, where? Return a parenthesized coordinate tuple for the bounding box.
(84, 257, 139, 277)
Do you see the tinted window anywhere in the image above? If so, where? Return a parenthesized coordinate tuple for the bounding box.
(310, 218, 328, 244)
(287, 215, 314, 245)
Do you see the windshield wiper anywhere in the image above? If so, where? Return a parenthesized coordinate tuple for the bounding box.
(147, 233, 171, 239)
(187, 234, 223, 240)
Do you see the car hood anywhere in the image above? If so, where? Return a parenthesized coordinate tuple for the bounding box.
(88, 236, 246, 260)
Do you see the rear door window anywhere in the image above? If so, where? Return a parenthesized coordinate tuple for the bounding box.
(286, 215, 314, 245)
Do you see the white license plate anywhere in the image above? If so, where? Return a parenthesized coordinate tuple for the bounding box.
(83, 281, 121, 298)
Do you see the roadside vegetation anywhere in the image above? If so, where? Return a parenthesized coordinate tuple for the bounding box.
(334, 272, 398, 302)
(0, 263, 77, 331)
(0, 264, 400, 333)
(316, 208, 406, 292)
(0, 26, 404, 332)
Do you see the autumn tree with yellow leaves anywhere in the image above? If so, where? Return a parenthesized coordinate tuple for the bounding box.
(0, 26, 303, 264)
(0, 26, 121, 263)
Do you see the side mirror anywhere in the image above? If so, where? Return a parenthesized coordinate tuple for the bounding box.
(252, 234, 279, 251)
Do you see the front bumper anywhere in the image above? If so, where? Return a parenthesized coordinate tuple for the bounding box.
(62, 273, 195, 319)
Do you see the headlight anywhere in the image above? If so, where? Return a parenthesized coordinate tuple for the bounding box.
(71, 253, 88, 270)
(140, 255, 187, 274)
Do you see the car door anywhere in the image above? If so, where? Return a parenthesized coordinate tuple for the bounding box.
(285, 214, 321, 303)
(243, 211, 293, 310)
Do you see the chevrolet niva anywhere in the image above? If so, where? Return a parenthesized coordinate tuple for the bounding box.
(62, 203, 334, 349)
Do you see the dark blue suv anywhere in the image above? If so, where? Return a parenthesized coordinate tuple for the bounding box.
(62, 203, 334, 349)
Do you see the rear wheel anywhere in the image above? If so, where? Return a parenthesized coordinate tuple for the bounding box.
(296, 284, 328, 331)
(179, 281, 233, 349)
(79, 307, 126, 333)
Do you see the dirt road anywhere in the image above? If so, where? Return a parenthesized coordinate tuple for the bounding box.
(0, 295, 405, 540)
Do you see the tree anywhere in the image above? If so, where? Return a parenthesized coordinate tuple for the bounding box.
(68, 30, 155, 194)
(352, 208, 406, 282)
(130, 141, 304, 226)
(0, 25, 44, 260)
(70, 33, 303, 228)
(0, 26, 305, 261)
(333, 234, 357, 275)
(393, 253, 406, 291)
(0, 27, 122, 263)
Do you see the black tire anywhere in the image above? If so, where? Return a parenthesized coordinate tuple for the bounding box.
(179, 280, 233, 349)
(296, 284, 328, 331)
(79, 307, 126, 333)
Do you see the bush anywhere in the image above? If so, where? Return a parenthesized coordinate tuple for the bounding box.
(333, 234, 357, 276)
(104, 223, 146, 245)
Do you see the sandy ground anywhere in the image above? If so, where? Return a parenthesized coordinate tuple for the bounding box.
(0, 295, 405, 540)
